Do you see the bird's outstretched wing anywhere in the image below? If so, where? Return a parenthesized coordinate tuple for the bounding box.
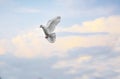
(46, 16, 61, 33)
(46, 33, 56, 43)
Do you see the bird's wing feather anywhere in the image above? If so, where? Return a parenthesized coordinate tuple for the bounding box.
(46, 16, 61, 33)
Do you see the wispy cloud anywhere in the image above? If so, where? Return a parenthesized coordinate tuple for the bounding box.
(54, 0, 116, 18)
(15, 7, 41, 13)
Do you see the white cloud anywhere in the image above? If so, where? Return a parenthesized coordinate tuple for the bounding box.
(11, 29, 46, 58)
(52, 55, 92, 70)
(0, 39, 8, 55)
(0, 61, 6, 65)
(11, 30, 109, 58)
(56, 15, 120, 53)
(108, 35, 120, 52)
(51, 15, 120, 77)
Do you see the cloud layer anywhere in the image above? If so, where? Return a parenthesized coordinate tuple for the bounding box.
(0, 15, 120, 79)
(0, 0, 120, 79)
(0, 15, 120, 58)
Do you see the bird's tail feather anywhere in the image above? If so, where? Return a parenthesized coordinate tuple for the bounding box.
(46, 33, 56, 43)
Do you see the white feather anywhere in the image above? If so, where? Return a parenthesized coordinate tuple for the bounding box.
(40, 16, 61, 43)
(46, 16, 61, 33)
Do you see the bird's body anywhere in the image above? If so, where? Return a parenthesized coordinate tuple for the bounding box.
(40, 25, 49, 38)
(40, 16, 61, 43)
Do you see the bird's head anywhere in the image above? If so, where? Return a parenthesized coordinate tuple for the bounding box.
(40, 25, 43, 28)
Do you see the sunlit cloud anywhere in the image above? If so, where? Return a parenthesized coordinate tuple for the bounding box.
(0, 39, 8, 55)
(57, 15, 120, 34)
(11, 31, 109, 58)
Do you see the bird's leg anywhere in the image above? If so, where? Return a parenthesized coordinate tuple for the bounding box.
(45, 36, 48, 38)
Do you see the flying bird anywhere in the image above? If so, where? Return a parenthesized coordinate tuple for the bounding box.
(40, 16, 61, 43)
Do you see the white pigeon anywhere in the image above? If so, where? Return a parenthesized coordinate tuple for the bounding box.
(40, 16, 61, 43)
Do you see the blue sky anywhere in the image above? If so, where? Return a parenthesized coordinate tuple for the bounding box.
(0, 0, 120, 79)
